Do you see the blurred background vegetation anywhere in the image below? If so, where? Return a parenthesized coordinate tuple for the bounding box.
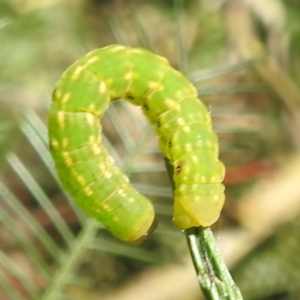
(1, 0, 300, 299)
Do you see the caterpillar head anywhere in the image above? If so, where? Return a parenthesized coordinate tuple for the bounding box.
(173, 183, 225, 229)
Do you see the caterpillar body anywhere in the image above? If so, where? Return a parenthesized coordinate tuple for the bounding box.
(48, 45, 225, 242)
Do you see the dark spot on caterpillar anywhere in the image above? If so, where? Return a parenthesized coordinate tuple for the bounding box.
(126, 94, 135, 101)
(176, 165, 182, 173)
(157, 120, 161, 127)
(168, 141, 172, 148)
(144, 104, 149, 110)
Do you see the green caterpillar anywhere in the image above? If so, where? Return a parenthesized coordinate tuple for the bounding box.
(48, 44, 225, 242)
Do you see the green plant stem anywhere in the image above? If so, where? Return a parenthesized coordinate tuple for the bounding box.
(164, 158, 243, 299)
(41, 220, 99, 300)
(185, 227, 243, 300)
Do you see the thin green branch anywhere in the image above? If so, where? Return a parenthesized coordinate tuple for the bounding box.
(7, 153, 75, 247)
(0, 251, 40, 300)
(185, 227, 243, 300)
(41, 220, 99, 300)
(0, 180, 61, 261)
(0, 267, 24, 300)
(173, 0, 188, 74)
(164, 158, 243, 299)
(0, 207, 52, 280)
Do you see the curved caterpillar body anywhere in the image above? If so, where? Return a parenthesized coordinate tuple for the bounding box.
(48, 45, 225, 242)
